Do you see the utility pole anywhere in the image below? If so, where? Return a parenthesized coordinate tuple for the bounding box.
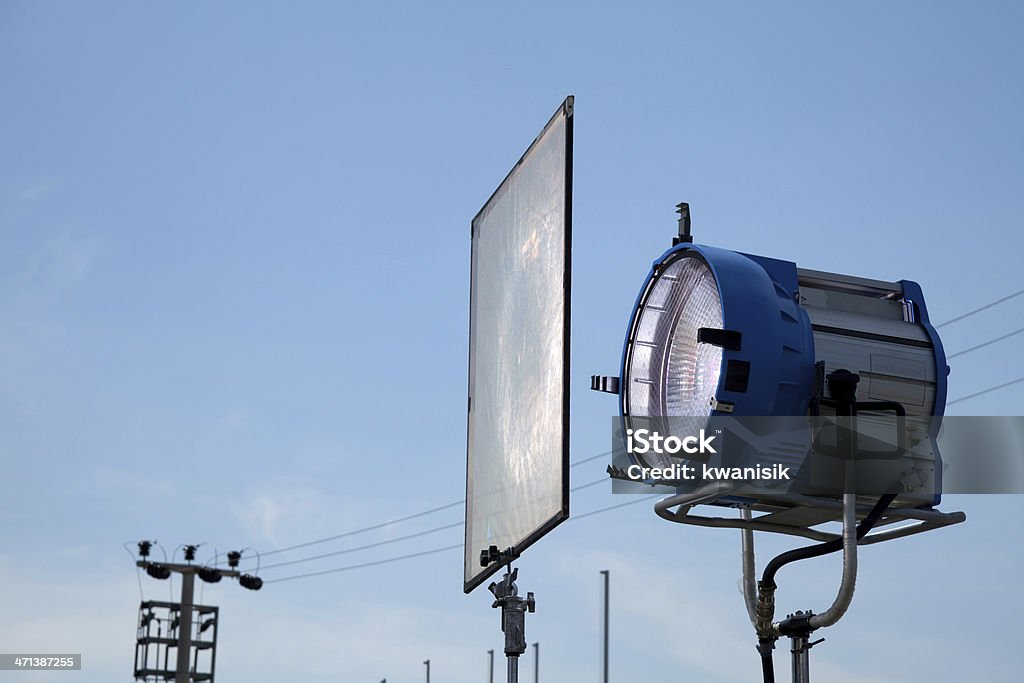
(134, 541, 261, 683)
(423, 658, 430, 683)
(175, 568, 196, 683)
(532, 642, 538, 683)
(488, 649, 494, 683)
(600, 570, 610, 683)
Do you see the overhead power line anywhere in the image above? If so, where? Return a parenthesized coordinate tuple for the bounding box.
(258, 500, 464, 558)
(256, 451, 612, 559)
(946, 326, 1024, 360)
(935, 288, 1024, 328)
(248, 476, 611, 573)
(569, 451, 612, 467)
(947, 376, 1024, 406)
(265, 494, 656, 585)
(570, 476, 608, 493)
(266, 545, 464, 584)
(259, 522, 465, 571)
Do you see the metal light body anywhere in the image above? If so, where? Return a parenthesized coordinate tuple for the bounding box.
(617, 241, 950, 514)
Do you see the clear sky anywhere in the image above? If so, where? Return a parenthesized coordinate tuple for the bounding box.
(2, 2, 1022, 681)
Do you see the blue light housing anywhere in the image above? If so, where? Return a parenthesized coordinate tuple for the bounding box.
(618, 242, 947, 443)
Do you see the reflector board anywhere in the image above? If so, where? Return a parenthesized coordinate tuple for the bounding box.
(464, 96, 573, 593)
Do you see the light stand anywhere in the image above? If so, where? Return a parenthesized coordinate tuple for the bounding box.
(482, 546, 535, 683)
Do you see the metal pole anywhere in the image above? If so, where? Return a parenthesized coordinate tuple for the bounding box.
(507, 655, 518, 683)
(791, 635, 810, 683)
(174, 570, 195, 683)
(488, 649, 494, 683)
(600, 570, 609, 683)
(423, 659, 430, 683)
(532, 642, 538, 683)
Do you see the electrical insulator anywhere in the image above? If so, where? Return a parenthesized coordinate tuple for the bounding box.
(138, 540, 152, 558)
(239, 574, 263, 591)
(226, 551, 241, 568)
(146, 563, 171, 580)
(197, 567, 223, 583)
(183, 545, 197, 562)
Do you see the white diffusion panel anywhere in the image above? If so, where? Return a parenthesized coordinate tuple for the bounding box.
(465, 97, 572, 592)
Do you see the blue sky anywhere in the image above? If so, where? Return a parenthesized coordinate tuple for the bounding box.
(2, 2, 1022, 681)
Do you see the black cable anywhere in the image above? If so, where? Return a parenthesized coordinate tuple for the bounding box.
(758, 641, 775, 683)
(935, 288, 1024, 328)
(760, 493, 896, 589)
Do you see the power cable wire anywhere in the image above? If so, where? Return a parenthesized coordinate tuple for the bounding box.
(947, 376, 1024, 406)
(247, 476, 612, 573)
(934, 288, 1024, 328)
(259, 522, 465, 571)
(257, 500, 464, 559)
(946, 326, 1024, 360)
(266, 544, 464, 584)
(255, 451, 612, 560)
(123, 542, 145, 601)
(264, 494, 655, 584)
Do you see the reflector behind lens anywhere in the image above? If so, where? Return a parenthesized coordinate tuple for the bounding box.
(625, 254, 723, 419)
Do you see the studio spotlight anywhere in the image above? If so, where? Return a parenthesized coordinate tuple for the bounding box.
(596, 208, 954, 528)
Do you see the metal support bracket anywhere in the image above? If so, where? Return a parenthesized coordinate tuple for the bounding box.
(486, 554, 535, 683)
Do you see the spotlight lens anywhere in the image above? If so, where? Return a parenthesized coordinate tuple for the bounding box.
(665, 258, 723, 415)
(625, 253, 723, 418)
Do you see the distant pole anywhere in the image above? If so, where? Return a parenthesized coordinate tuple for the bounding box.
(600, 570, 610, 683)
(423, 659, 430, 683)
(532, 642, 538, 683)
(175, 571, 195, 683)
(488, 649, 494, 683)
(134, 542, 258, 683)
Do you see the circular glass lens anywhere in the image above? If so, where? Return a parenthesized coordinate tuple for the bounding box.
(625, 254, 724, 418)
